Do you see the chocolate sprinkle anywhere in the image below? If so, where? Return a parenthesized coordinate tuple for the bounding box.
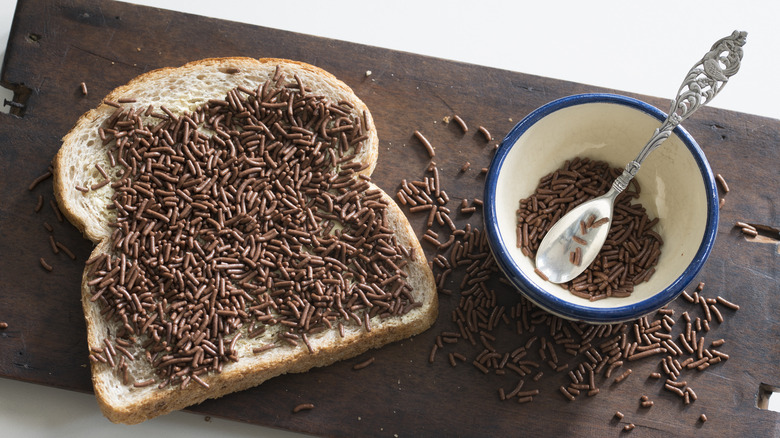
(452, 115, 469, 133)
(28, 171, 52, 191)
(40, 257, 53, 272)
(353, 356, 376, 370)
(477, 126, 491, 142)
(414, 130, 436, 158)
(293, 403, 315, 413)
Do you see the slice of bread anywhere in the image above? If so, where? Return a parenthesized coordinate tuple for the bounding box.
(54, 57, 437, 424)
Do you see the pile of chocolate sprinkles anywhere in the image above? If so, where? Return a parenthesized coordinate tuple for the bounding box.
(84, 66, 420, 389)
(394, 115, 735, 428)
(395, 162, 483, 254)
(516, 158, 663, 299)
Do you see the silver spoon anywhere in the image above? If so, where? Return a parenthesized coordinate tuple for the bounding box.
(535, 30, 747, 284)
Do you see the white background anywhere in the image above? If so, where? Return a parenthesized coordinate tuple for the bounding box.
(1, 1, 778, 437)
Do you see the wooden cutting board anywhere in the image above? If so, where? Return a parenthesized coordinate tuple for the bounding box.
(1, 0, 778, 436)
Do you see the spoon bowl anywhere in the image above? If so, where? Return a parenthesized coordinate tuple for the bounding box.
(483, 94, 719, 323)
(533, 193, 614, 284)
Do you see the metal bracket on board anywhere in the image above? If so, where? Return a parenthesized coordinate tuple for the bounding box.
(0, 80, 31, 117)
(1, 27, 38, 117)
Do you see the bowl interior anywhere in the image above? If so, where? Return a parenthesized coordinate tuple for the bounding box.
(491, 97, 714, 315)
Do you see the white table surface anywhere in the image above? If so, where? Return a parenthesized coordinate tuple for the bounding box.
(1, 1, 778, 436)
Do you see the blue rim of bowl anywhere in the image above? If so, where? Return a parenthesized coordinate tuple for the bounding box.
(483, 93, 719, 323)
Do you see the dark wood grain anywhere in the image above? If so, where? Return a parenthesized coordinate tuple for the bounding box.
(1, 0, 778, 436)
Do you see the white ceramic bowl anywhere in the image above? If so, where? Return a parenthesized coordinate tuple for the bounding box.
(484, 94, 719, 324)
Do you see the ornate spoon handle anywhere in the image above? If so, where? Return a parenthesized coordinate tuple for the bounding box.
(611, 30, 747, 193)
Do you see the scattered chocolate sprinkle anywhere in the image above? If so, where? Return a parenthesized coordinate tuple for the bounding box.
(39, 257, 53, 271)
(453, 115, 469, 133)
(613, 368, 632, 383)
(95, 163, 109, 179)
(0, 322, 8, 329)
(477, 126, 492, 142)
(28, 171, 52, 191)
(292, 403, 315, 413)
(55, 241, 76, 260)
(90, 179, 109, 190)
(533, 268, 549, 282)
(572, 235, 588, 245)
(699, 413, 707, 423)
(623, 423, 635, 432)
(133, 378, 155, 388)
(715, 174, 729, 193)
(48, 235, 59, 254)
(473, 360, 490, 374)
(414, 130, 436, 158)
(429, 344, 439, 363)
(353, 357, 376, 370)
(80, 82, 88, 96)
(460, 162, 471, 173)
(591, 217, 610, 228)
(49, 199, 63, 222)
(102, 99, 122, 108)
(35, 195, 44, 212)
(252, 344, 277, 354)
(740, 227, 757, 237)
(191, 374, 210, 389)
(560, 385, 575, 401)
(716, 296, 740, 311)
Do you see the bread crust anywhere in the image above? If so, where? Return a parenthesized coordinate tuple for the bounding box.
(56, 58, 435, 424)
